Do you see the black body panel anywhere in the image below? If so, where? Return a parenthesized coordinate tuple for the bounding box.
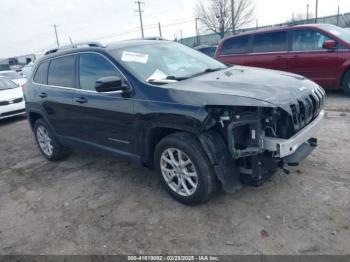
(24, 41, 324, 192)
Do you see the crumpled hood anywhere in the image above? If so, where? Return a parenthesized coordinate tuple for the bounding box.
(169, 65, 320, 106)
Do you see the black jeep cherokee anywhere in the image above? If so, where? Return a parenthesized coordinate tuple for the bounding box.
(25, 40, 325, 205)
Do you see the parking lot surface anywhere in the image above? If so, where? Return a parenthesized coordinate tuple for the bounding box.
(0, 91, 349, 255)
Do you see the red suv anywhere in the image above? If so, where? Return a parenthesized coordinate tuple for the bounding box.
(215, 24, 350, 94)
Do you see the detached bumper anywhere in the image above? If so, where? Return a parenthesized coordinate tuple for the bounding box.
(284, 138, 317, 166)
(262, 110, 324, 158)
(239, 110, 323, 187)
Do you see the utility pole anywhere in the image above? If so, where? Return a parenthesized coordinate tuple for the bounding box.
(315, 0, 318, 23)
(195, 18, 200, 46)
(256, 19, 258, 29)
(337, 5, 340, 25)
(306, 4, 309, 22)
(50, 24, 60, 47)
(69, 36, 73, 46)
(134, 1, 144, 38)
(231, 0, 235, 34)
(179, 30, 183, 43)
(158, 22, 162, 37)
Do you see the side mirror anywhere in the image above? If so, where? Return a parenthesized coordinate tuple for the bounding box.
(322, 40, 337, 50)
(95, 76, 129, 93)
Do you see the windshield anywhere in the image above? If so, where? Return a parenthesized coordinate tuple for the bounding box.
(319, 24, 350, 44)
(0, 78, 18, 90)
(0, 71, 22, 80)
(111, 42, 226, 84)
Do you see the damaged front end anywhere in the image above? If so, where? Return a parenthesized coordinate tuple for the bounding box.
(201, 86, 325, 191)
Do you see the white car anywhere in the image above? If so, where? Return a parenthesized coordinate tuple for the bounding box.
(21, 62, 34, 78)
(0, 70, 27, 86)
(0, 77, 26, 119)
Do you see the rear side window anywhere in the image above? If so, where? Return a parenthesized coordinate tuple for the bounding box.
(220, 36, 249, 55)
(252, 31, 287, 53)
(33, 61, 49, 84)
(292, 30, 332, 51)
(48, 55, 75, 88)
(79, 53, 121, 91)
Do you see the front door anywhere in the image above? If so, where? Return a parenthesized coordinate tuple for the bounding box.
(70, 52, 136, 154)
(287, 29, 339, 88)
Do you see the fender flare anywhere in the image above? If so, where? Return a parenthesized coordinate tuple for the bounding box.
(140, 123, 199, 168)
(198, 130, 242, 193)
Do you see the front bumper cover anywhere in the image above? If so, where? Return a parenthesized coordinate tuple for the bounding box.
(284, 138, 317, 166)
(262, 110, 324, 158)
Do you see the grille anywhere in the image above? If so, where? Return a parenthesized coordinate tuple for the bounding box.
(0, 97, 23, 106)
(289, 88, 324, 132)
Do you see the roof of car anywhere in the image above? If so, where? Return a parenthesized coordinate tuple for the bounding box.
(38, 39, 172, 62)
(223, 23, 334, 40)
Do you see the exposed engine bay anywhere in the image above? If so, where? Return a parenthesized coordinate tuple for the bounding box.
(203, 85, 325, 189)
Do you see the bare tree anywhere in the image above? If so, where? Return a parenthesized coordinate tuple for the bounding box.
(195, 0, 255, 39)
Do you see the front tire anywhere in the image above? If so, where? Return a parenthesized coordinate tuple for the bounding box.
(154, 132, 216, 205)
(34, 119, 68, 161)
(342, 70, 350, 95)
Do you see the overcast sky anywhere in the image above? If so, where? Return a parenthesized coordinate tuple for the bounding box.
(1, 0, 350, 57)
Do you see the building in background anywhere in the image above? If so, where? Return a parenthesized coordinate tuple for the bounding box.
(0, 54, 36, 72)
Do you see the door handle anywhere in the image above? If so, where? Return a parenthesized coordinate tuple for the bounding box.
(38, 92, 47, 98)
(74, 97, 88, 104)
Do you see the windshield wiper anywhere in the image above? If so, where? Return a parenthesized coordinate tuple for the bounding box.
(147, 77, 179, 85)
(147, 68, 225, 84)
(147, 75, 189, 85)
(204, 67, 225, 73)
(165, 76, 189, 81)
(188, 67, 225, 78)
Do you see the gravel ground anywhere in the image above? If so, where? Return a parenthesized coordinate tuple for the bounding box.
(0, 91, 349, 255)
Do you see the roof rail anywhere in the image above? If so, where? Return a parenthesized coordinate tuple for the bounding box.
(44, 41, 105, 55)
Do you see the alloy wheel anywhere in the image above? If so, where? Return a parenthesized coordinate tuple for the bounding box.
(160, 148, 198, 197)
(36, 125, 53, 156)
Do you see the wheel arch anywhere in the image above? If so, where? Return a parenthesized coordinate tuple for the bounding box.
(141, 125, 199, 169)
(28, 111, 43, 129)
(339, 63, 350, 88)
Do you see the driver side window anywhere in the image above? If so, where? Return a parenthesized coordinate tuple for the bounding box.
(292, 30, 333, 51)
(79, 53, 121, 91)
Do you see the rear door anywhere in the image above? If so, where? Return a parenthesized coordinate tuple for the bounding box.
(245, 30, 289, 71)
(287, 28, 338, 88)
(69, 52, 135, 154)
(216, 35, 249, 65)
(36, 55, 76, 136)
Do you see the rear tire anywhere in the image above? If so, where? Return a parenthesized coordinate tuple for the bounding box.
(34, 119, 69, 161)
(342, 70, 350, 95)
(154, 132, 217, 205)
